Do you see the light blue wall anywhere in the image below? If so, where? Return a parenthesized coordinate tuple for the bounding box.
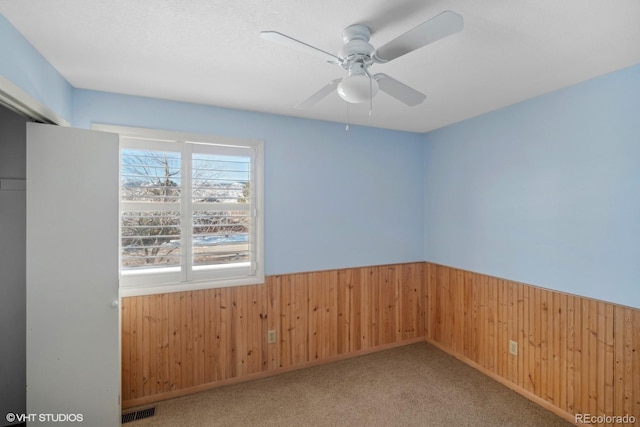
(4, 9, 638, 306)
(73, 89, 426, 275)
(0, 14, 72, 121)
(423, 64, 640, 308)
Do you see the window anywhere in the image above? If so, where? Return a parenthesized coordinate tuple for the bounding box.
(98, 125, 263, 296)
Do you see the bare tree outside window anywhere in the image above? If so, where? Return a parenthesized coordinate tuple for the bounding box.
(120, 149, 252, 271)
(121, 149, 182, 269)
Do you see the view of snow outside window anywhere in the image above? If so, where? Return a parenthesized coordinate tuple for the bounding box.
(120, 147, 252, 275)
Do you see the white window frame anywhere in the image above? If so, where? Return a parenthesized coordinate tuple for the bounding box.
(93, 124, 264, 296)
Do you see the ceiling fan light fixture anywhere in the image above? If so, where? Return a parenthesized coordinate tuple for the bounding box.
(261, 10, 463, 109)
(337, 74, 379, 103)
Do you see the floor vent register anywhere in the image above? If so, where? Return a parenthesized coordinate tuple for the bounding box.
(122, 406, 156, 424)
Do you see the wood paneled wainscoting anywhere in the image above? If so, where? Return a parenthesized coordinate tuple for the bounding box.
(121, 262, 425, 408)
(425, 263, 640, 426)
(121, 261, 639, 425)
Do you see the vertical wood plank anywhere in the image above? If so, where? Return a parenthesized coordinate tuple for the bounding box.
(448, 268, 458, 353)
(533, 287, 542, 397)
(181, 292, 193, 388)
(208, 289, 217, 382)
(359, 267, 371, 350)
(623, 307, 634, 419)
(632, 310, 640, 423)
(337, 269, 351, 354)
(588, 299, 598, 415)
(516, 283, 524, 388)
(368, 266, 379, 349)
(478, 274, 488, 369)
(150, 295, 160, 395)
(425, 263, 436, 341)
(566, 295, 576, 414)
(540, 288, 549, 403)
(604, 303, 614, 424)
(400, 264, 415, 340)
(596, 301, 606, 421)
(159, 293, 170, 392)
(557, 293, 567, 412)
(455, 270, 465, 355)
(308, 272, 320, 361)
(351, 268, 363, 352)
(248, 285, 263, 374)
(371, 266, 381, 348)
(581, 299, 591, 416)
(417, 263, 426, 339)
(573, 295, 584, 416)
(279, 276, 292, 369)
(169, 293, 182, 390)
(121, 298, 132, 401)
(386, 265, 396, 345)
(327, 270, 338, 359)
(218, 287, 231, 381)
(142, 296, 152, 396)
(435, 266, 445, 346)
(266, 276, 281, 370)
(548, 289, 557, 405)
(487, 276, 497, 372)
(613, 305, 624, 420)
(193, 291, 205, 387)
(461, 271, 470, 359)
(498, 280, 507, 380)
(508, 281, 517, 384)
(394, 266, 403, 342)
(236, 286, 248, 376)
(522, 285, 533, 393)
(292, 273, 309, 365)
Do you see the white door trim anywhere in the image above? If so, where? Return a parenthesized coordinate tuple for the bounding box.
(0, 75, 70, 126)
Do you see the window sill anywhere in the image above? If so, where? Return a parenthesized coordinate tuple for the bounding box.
(119, 274, 265, 297)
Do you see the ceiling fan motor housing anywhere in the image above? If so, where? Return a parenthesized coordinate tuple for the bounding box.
(337, 25, 379, 103)
(342, 24, 372, 43)
(339, 24, 375, 67)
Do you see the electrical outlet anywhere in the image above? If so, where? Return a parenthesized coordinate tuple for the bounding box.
(267, 330, 276, 344)
(509, 340, 518, 356)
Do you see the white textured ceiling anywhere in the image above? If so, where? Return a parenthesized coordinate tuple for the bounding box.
(1, 0, 639, 132)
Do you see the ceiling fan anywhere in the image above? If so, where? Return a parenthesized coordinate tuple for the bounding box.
(260, 10, 463, 109)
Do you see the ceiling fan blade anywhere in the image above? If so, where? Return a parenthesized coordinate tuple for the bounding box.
(295, 79, 343, 109)
(373, 10, 463, 63)
(374, 74, 426, 106)
(260, 31, 342, 64)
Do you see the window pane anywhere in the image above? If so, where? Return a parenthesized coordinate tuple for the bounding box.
(121, 149, 181, 202)
(121, 211, 182, 270)
(192, 153, 250, 204)
(192, 211, 251, 266)
(192, 152, 252, 268)
(120, 146, 182, 272)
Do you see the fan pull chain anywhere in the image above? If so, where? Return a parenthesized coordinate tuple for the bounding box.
(369, 75, 373, 116)
(345, 102, 350, 131)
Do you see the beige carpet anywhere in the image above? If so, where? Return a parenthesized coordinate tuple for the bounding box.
(126, 342, 573, 427)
